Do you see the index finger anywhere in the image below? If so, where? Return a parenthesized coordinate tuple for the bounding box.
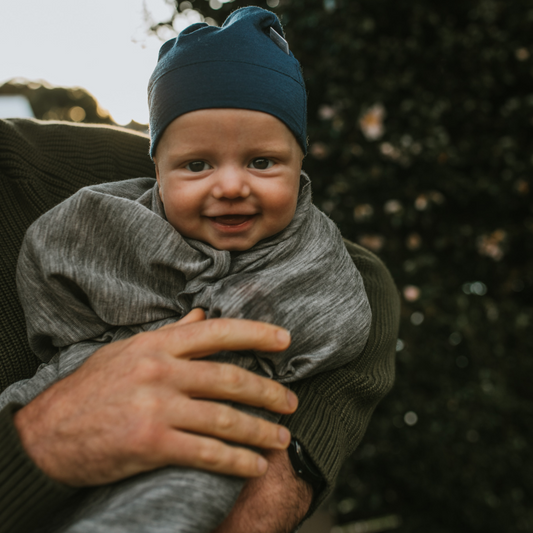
(157, 318, 291, 360)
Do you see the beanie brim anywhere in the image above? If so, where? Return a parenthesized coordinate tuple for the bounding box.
(149, 60, 307, 158)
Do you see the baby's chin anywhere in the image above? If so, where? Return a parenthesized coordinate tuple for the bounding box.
(206, 229, 290, 252)
(207, 240, 259, 252)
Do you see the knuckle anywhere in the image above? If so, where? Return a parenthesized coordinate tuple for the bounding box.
(132, 356, 166, 382)
(260, 379, 281, 406)
(130, 331, 158, 352)
(127, 421, 160, 457)
(197, 440, 222, 467)
(215, 407, 236, 433)
(221, 364, 245, 390)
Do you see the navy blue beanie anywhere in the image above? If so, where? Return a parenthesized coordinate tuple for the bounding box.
(148, 6, 307, 158)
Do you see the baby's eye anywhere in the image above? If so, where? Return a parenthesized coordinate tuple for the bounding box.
(249, 158, 274, 170)
(186, 161, 211, 172)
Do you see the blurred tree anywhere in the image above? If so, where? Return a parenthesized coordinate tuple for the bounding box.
(0, 79, 114, 125)
(149, 1, 533, 531)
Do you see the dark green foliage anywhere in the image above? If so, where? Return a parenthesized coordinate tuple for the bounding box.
(170, 0, 533, 531)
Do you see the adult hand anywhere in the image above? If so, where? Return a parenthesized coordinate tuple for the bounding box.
(14, 309, 297, 487)
(214, 449, 313, 533)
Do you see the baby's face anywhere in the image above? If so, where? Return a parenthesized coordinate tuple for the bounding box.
(154, 109, 303, 251)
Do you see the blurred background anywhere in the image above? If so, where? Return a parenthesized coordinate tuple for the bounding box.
(2, 0, 532, 532)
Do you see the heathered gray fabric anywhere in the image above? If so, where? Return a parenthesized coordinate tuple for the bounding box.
(1, 173, 371, 533)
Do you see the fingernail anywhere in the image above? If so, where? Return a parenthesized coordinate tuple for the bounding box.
(279, 426, 291, 445)
(276, 329, 291, 346)
(257, 456, 268, 474)
(287, 390, 298, 411)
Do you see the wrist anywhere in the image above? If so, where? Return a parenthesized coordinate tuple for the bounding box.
(213, 448, 313, 533)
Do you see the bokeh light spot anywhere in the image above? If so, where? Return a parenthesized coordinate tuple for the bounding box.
(403, 285, 420, 302)
(384, 199, 403, 215)
(337, 498, 357, 514)
(515, 47, 530, 61)
(359, 103, 386, 141)
(462, 281, 487, 295)
(410, 311, 424, 325)
(449, 332, 462, 346)
(358, 234, 385, 252)
(406, 233, 422, 251)
(353, 203, 374, 221)
(404, 411, 418, 426)
(68, 106, 86, 122)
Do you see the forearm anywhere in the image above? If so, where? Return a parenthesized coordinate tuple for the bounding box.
(0, 404, 78, 533)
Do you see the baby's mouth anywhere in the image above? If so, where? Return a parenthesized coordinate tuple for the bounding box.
(211, 215, 254, 226)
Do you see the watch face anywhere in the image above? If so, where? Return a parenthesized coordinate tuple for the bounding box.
(288, 439, 324, 491)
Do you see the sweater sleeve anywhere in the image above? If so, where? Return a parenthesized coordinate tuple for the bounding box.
(0, 119, 155, 533)
(0, 404, 78, 533)
(280, 239, 400, 514)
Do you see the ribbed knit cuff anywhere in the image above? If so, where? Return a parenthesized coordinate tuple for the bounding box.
(0, 403, 78, 533)
(280, 381, 345, 516)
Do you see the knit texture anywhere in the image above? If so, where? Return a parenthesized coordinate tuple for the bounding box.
(0, 403, 78, 532)
(0, 118, 399, 531)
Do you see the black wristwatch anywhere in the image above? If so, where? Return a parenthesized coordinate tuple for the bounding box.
(287, 438, 324, 494)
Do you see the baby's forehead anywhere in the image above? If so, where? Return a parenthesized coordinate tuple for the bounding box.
(157, 108, 303, 157)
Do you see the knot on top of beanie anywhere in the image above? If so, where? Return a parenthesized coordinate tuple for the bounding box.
(148, 6, 307, 158)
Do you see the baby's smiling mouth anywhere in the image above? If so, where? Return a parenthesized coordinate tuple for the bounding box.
(211, 215, 255, 226)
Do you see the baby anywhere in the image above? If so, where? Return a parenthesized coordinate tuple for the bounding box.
(2, 7, 371, 533)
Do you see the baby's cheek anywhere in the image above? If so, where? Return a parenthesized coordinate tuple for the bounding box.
(163, 197, 192, 233)
(272, 189, 298, 219)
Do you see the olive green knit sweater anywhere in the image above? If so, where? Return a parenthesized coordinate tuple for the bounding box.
(0, 118, 399, 533)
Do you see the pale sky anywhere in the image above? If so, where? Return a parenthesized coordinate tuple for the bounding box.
(0, 0, 206, 124)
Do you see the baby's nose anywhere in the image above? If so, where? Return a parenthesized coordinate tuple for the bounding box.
(212, 168, 251, 199)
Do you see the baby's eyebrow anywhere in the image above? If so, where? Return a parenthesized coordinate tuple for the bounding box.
(165, 148, 209, 159)
(246, 142, 292, 153)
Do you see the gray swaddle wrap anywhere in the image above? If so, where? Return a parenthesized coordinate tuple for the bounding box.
(3, 173, 371, 533)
